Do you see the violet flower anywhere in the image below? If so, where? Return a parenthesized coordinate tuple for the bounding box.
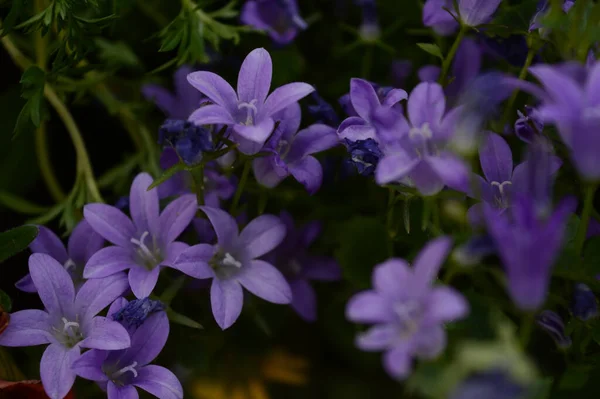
(536, 310, 572, 349)
(356, 0, 381, 41)
(423, 0, 458, 36)
(252, 103, 339, 194)
(142, 65, 206, 120)
(0, 254, 131, 399)
(241, 0, 307, 45)
(72, 299, 183, 399)
(84, 173, 198, 298)
(346, 237, 469, 379)
(391, 60, 413, 89)
(457, 0, 502, 27)
(16, 220, 104, 293)
(450, 370, 526, 399)
(112, 297, 165, 329)
(173, 206, 291, 330)
(514, 106, 544, 143)
(187, 48, 315, 151)
(263, 212, 341, 321)
(344, 138, 383, 176)
(484, 196, 575, 311)
(571, 283, 598, 321)
(307, 91, 339, 127)
(158, 119, 214, 165)
(375, 82, 469, 196)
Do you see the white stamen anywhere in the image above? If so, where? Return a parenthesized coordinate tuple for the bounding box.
(130, 231, 157, 263)
(409, 123, 433, 140)
(351, 156, 373, 168)
(490, 180, 512, 195)
(112, 361, 138, 379)
(222, 252, 242, 268)
(61, 317, 80, 334)
(63, 259, 76, 271)
(238, 99, 258, 125)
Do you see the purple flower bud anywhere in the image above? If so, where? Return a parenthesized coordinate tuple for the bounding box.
(453, 235, 496, 266)
(514, 106, 544, 143)
(571, 284, 598, 321)
(158, 119, 214, 165)
(344, 138, 383, 176)
(536, 310, 572, 349)
(112, 297, 165, 328)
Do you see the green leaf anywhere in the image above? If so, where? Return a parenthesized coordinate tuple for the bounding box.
(558, 365, 592, 390)
(0, 290, 11, 312)
(416, 43, 443, 59)
(0, 225, 39, 264)
(148, 162, 187, 190)
(167, 308, 203, 329)
(13, 66, 46, 138)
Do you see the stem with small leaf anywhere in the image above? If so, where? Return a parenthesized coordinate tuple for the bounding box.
(439, 25, 467, 84)
(230, 160, 251, 215)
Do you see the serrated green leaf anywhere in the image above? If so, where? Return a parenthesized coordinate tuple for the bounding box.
(0, 225, 38, 264)
(417, 43, 443, 59)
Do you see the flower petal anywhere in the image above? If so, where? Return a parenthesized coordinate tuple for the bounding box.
(162, 241, 190, 266)
(186, 71, 238, 112)
(407, 82, 445, 128)
(382, 89, 409, 107)
(356, 324, 396, 351)
(134, 365, 184, 399)
(302, 256, 341, 281)
(375, 152, 420, 185)
(410, 160, 445, 196)
(84, 204, 136, 248)
(413, 324, 446, 359)
(479, 132, 513, 183)
(261, 83, 315, 118)
(40, 344, 79, 399)
(158, 194, 198, 245)
(237, 48, 272, 106)
(237, 260, 292, 304)
(67, 220, 105, 265)
(350, 78, 380, 120)
(29, 226, 68, 264)
(71, 349, 109, 381)
(289, 279, 317, 322)
(337, 117, 377, 141)
(253, 157, 287, 188)
(288, 124, 338, 161)
(128, 267, 161, 299)
(346, 291, 392, 323)
(141, 84, 177, 118)
(0, 309, 51, 346)
(80, 316, 130, 350)
(199, 206, 239, 248)
(129, 173, 160, 238)
(188, 104, 235, 125)
(211, 278, 244, 330)
(75, 272, 129, 321)
(121, 312, 169, 367)
(172, 244, 215, 279)
(412, 236, 452, 290)
(289, 156, 323, 195)
(239, 215, 286, 259)
(383, 347, 412, 380)
(425, 286, 469, 323)
(529, 65, 583, 115)
(29, 253, 75, 316)
(108, 383, 139, 399)
(15, 274, 36, 293)
(84, 246, 137, 279)
(233, 117, 275, 143)
(373, 259, 412, 300)
(426, 153, 470, 192)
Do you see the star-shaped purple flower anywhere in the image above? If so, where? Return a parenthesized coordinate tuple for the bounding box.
(72, 298, 183, 399)
(423, 0, 458, 36)
(0, 254, 131, 399)
(187, 48, 315, 151)
(83, 172, 198, 298)
(241, 0, 307, 45)
(252, 103, 339, 194)
(263, 212, 341, 321)
(16, 220, 104, 292)
(346, 237, 469, 379)
(173, 206, 291, 330)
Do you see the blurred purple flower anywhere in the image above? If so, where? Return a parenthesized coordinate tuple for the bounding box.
(263, 212, 341, 321)
(452, 234, 496, 266)
(307, 91, 339, 127)
(346, 237, 469, 379)
(241, 0, 307, 45)
(484, 196, 575, 310)
(0, 254, 130, 399)
(458, 0, 502, 27)
(142, 65, 206, 120)
(84, 173, 198, 298)
(514, 106, 544, 143)
(173, 207, 291, 329)
(536, 310, 572, 348)
(571, 283, 598, 321)
(17, 220, 104, 293)
(391, 60, 413, 89)
(73, 300, 183, 399)
(418, 65, 441, 83)
(450, 370, 526, 399)
(356, 0, 381, 41)
(423, 0, 458, 36)
(253, 103, 339, 194)
(187, 48, 314, 152)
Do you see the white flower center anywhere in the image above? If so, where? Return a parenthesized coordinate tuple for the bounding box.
(131, 231, 162, 269)
(63, 259, 76, 271)
(393, 300, 422, 338)
(222, 252, 242, 268)
(490, 180, 512, 208)
(52, 317, 83, 348)
(112, 361, 139, 379)
(238, 99, 258, 125)
(409, 123, 437, 158)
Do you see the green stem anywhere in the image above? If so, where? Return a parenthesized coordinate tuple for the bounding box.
(574, 184, 597, 255)
(501, 46, 536, 127)
(519, 312, 535, 349)
(439, 25, 467, 84)
(362, 46, 374, 79)
(386, 188, 396, 256)
(230, 160, 251, 214)
(190, 166, 205, 206)
(35, 124, 65, 202)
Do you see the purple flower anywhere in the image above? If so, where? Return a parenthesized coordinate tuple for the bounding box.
(142, 65, 206, 120)
(356, 0, 381, 41)
(307, 91, 339, 127)
(158, 119, 214, 165)
(344, 138, 383, 176)
(16, 220, 104, 293)
(112, 297, 165, 328)
(484, 196, 575, 310)
(0, 254, 131, 399)
(72, 299, 183, 399)
(536, 310, 572, 348)
(374, 82, 469, 196)
(263, 212, 341, 321)
(241, 0, 307, 45)
(418, 65, 441, 83)
(529, 61, 600, 180)
(391, 60, 413, 88)
(187, 48, 315, 152)
(252, 103, 339, 194)
(452, 234, 496, 266)
(423, 0, 458, 36)
(84, 173, 198, 298)
(514, 106, 544, 143)
(450, 370, 526, 399)
(173, 207, 291, 329)
(457, 0, 502, 27)
(346, 237, 469, 379)
(571, 283, 598, 321)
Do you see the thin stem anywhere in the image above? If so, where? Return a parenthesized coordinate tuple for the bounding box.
(361, 46, 374, 79)
(501, 46, 536, 127)
(386, 188, 396, 256)
(574, 184, 597, 255)
(439, 25, 467, 84)
(190, 166, 205, 206)
(519, 312, 535, 349)
(230, 160, 251, 214)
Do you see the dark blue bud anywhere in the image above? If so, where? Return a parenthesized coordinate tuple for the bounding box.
(536, 310, 572, 349)
(344, 138, 382, 176)
(307, 92, 339, 127)
(514, 106, 544, 143)
(158, 119, 214, 165)
(450, 370, 526, 399)
(113, 297, 165, 328)
(453, 235, 496, 266)
(571, 283, 598, 321)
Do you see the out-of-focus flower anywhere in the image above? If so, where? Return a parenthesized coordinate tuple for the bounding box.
(187, 48, 314, 153)
(423, 0, 458, 36)
(457, 0, 502, 27)
(16, 220, 104, 293)
(84, 173, 198, 298)
(0, 254, 130, 399)
(355, 0, 381, 41)
(571, 283, 598, 321)
(173, 207, 291, 329)
(452, 234, 496, 266)
(536, 310, 572, 348)
(514, 106, 544, 143)
(241, 0, 307, 45)
(346, 237, 469, 379)
(391, 60, 413, 88)
(307, 91, 339, 127)
(450, 370, 527, 399)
